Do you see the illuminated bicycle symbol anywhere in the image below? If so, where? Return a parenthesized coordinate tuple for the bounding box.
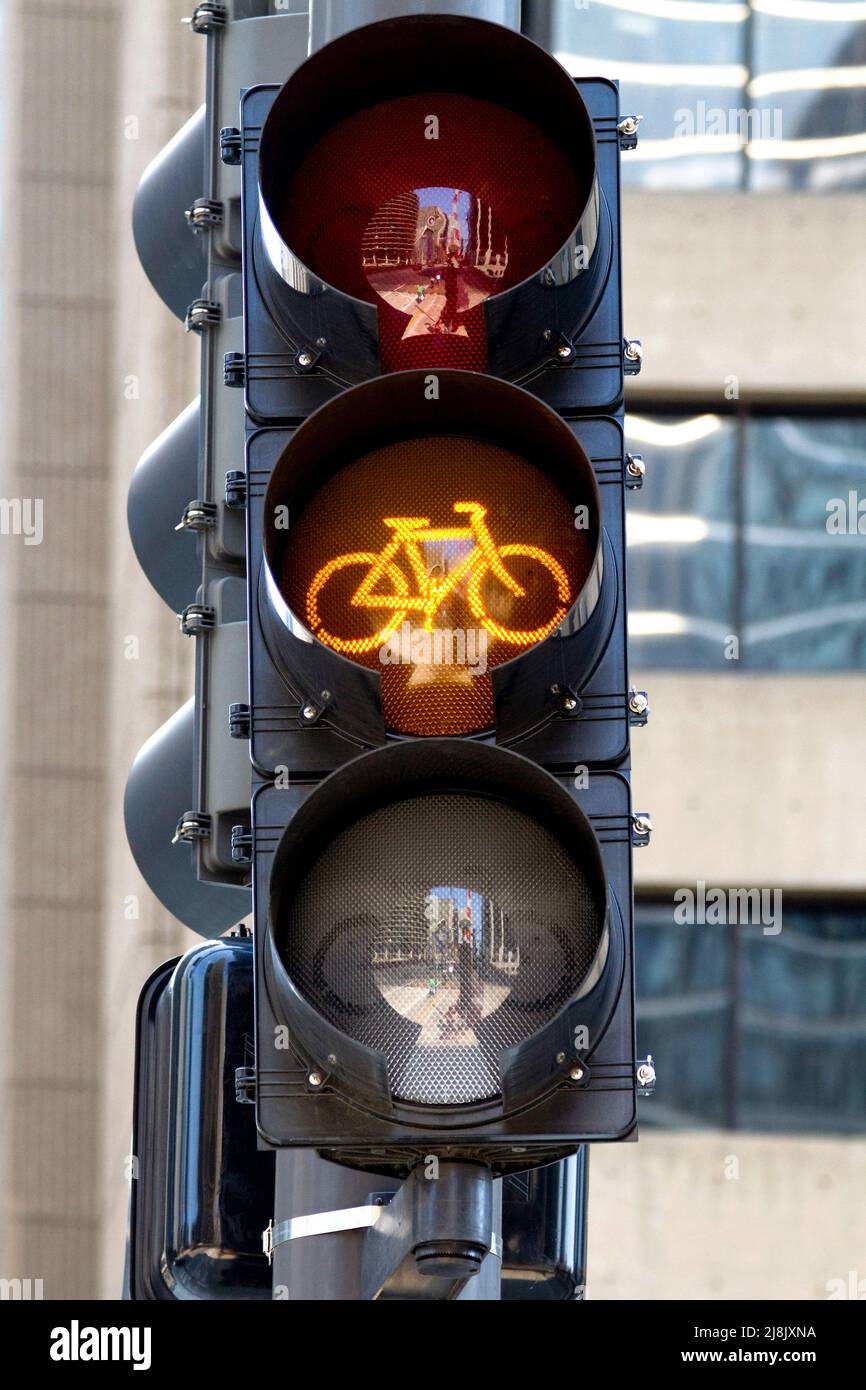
(306, 500, 571, 655)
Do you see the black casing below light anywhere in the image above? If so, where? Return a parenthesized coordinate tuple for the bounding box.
(127, 936, 274, 1301)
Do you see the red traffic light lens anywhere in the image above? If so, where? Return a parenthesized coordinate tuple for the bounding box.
(275, 91, 584, 371)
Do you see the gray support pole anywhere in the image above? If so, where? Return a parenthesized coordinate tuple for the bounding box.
(271, 0, 519, 1304)
(272, 1150, 391, 1301)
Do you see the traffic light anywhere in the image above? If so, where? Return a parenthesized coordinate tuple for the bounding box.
(125, 1, 651, 1302)
(234, 8, 650, 1262)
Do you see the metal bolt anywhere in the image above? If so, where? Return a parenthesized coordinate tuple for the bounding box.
(626, 452, 645, 480)
(637, 1056, 656, 1089)
(625, 339, 642, 363)
(327, 1054, 337, 1066)
(562, 695, 577, 712)
(308, 1071, 323, 1088)
(297, 350, 314, 369)
(556, 342, 573, 361)
(315, 337, 328, 349)
(556, 1051, 566, 1065)
(570, 1066, 584, 1083)
(301, 703, 318, 722)
(620, 117, 637, 136)
(628, 691, 648, 717)
(633, 814, 652, 836)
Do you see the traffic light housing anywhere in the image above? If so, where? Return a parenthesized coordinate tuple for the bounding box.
(237, 14, 646, 1175)
(241, 14, 634, 420)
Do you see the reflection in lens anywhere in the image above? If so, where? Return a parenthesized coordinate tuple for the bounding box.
(363, 186, 507, 350)
(281, 793, 605, 1105)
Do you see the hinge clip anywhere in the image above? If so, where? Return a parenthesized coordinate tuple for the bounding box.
(172, 811, 211, 845)
(178, 604, 216, 636)
(220, 127, 242, 165)
(184, 299, 221, 334)
(229, 702, 251, 739)
(182, 3, 228, 34)
(231, 823, 253, 865)
(175, 500, 217, 532)
(223, 352, 245, 388)
(185, 197, 223, 234)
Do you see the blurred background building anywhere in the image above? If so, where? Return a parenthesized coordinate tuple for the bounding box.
(0, 0, 862, 1300)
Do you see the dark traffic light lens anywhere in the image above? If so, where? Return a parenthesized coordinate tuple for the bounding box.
(275, 433, 595, 737)
(280, 790, 605, 1106)
(274, 91, 584, 371)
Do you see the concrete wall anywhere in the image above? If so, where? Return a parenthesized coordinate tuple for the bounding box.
(623, 190, 866, 405)
(0, 0, 200, 1301)
(0, 0, 123, 1302)
(589, 1132, 866, 1300)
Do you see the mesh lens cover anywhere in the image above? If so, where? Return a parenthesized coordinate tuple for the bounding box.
(274, 92, 583, 372)
(280, 792, 604, 1106)
(278, 435, 594, 737)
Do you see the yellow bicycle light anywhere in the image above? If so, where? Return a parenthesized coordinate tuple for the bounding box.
(263, 371, 602, 738)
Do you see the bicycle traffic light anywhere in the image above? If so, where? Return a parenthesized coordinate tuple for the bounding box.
(124, 2, 649, 1301)
(235, 12, 649, 1175)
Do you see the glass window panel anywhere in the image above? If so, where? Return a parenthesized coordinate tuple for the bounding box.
(542, 0, 748, 189)
(636, 898, 866, 1133)
(742, 416, 866, 668)
(541, 1, 866, 190)
(635, 904, 732, 1127)
(625, 411, 738, 669)
(749, 6, 866, 192)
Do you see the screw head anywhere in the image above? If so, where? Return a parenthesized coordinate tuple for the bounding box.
(570, 1065, 585, 1083)
(297, 350, 314, 369)
(556, 342, 573, 361)
(308, 1071, 323, 1088)
(633, 814, 652, 835)
(562, 695, 577, 712)
(629, 691, 648, 716)
(625, 339, 643, 363)
(637, 1061, 656, 1087)
(556, 1051, 566, 1065)
(315, 337, 327, 349)
(327, 1053, 337, 1066)
(301, 703, 318, 722)
(626, 453, 645, 478)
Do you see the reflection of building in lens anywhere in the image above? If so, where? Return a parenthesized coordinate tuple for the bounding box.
(410, 193, 509, 279)
(414, 204, 449, 266)
(361, 190, 419, 268)
(472, 200, 509, 281)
